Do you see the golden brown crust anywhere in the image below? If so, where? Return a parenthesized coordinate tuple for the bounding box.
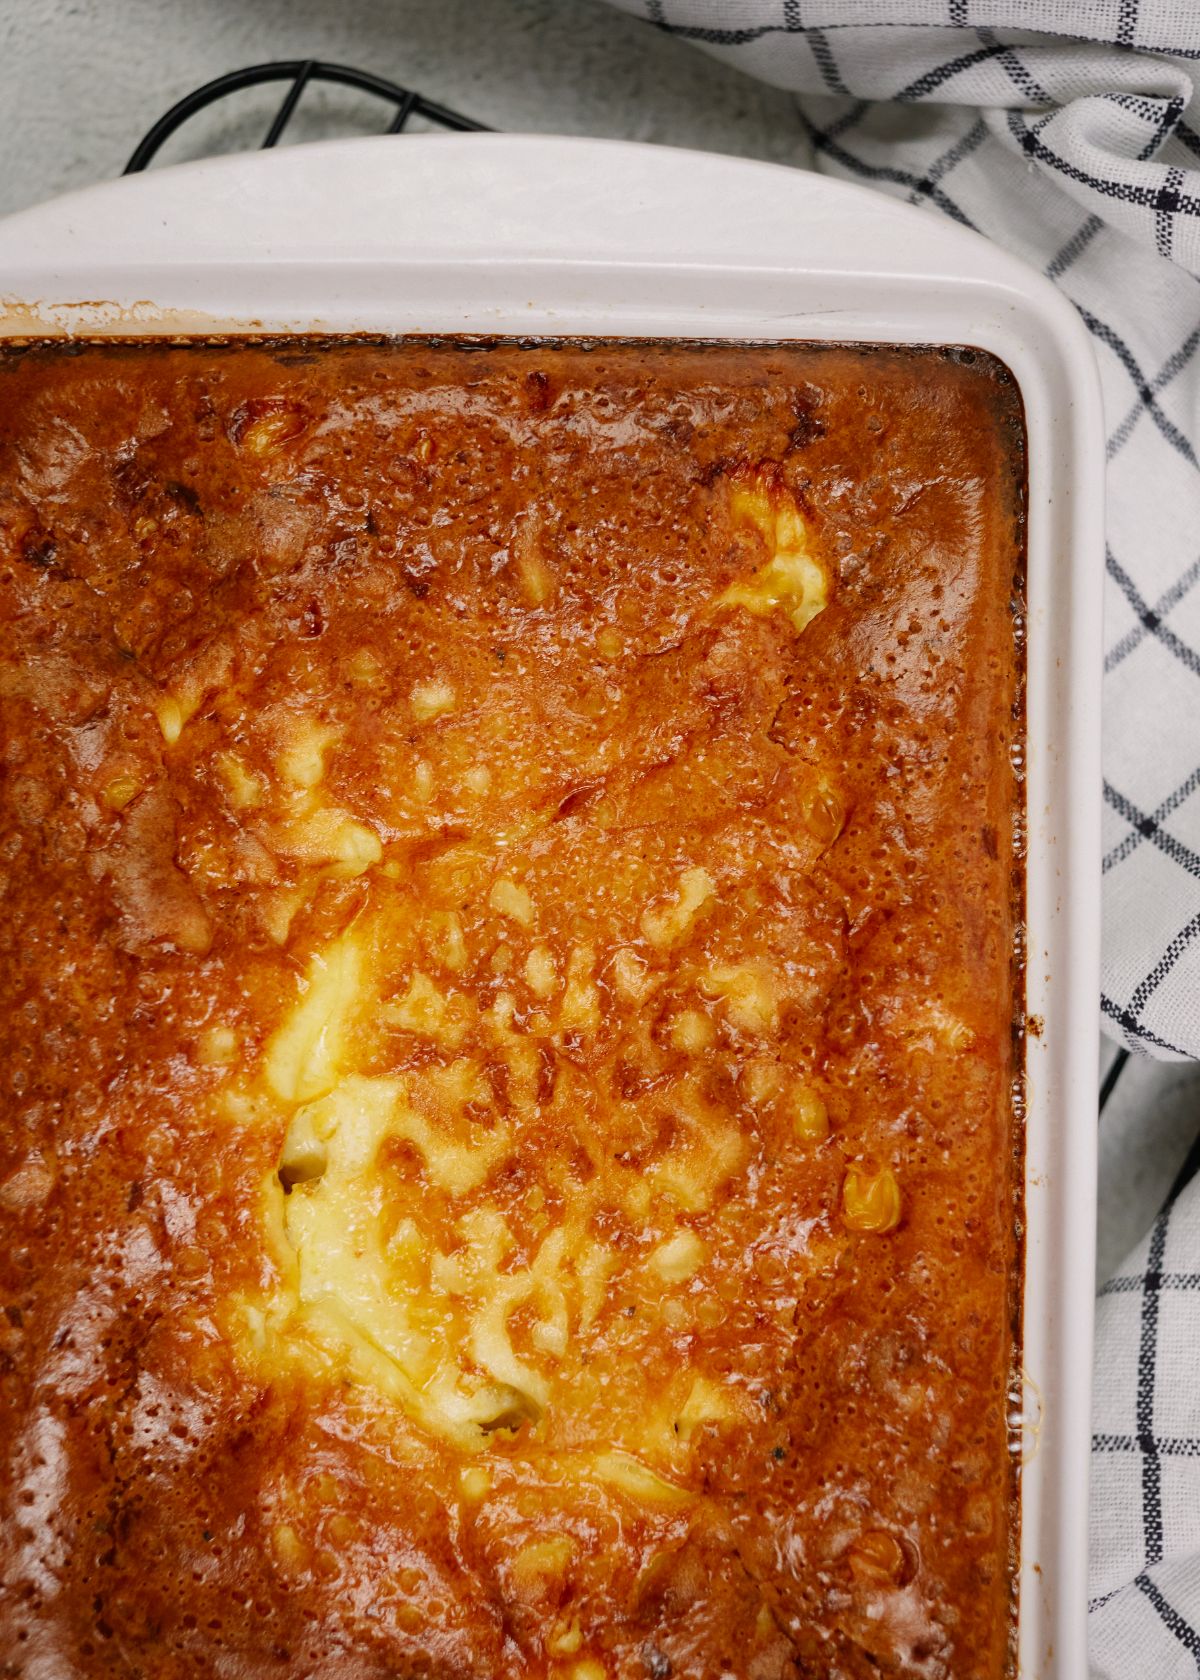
(0, 339, 1024, 1680)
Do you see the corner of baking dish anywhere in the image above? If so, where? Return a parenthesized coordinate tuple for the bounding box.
(0, 134, 1104, 1680)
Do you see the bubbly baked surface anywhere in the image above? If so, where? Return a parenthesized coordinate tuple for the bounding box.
(0, 340, 1024, 1680)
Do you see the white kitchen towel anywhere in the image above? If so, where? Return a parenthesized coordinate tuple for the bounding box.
(1092, 1139, 1200, 1678)
(603, 0, 1200, 1067)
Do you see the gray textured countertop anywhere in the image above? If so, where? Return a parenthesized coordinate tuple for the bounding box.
(0, 0, 807, 215)
(2, 0, 1196, 1285)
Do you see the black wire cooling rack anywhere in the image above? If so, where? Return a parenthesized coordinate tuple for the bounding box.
(124, 59, 489, 174)
(123, 59, 1131, 1125)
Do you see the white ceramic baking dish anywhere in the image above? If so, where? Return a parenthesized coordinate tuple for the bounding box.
(0, 134, 1102, 1678)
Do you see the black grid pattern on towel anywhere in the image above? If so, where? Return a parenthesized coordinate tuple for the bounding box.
(1090, 1130, 1200, 1653)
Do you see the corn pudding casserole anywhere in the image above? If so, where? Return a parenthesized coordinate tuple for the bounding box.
(0, 339, 1025, 1679)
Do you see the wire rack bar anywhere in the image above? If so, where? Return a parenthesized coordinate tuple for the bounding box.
(262, 59, 316, 149)
(125, 58, 489, 173)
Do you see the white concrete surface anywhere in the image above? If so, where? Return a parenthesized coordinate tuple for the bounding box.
(0, 0, 1196, 1282)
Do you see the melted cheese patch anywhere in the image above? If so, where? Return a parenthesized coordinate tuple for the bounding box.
(719, 474, 829, 633)
(269, 807, 382, 877)
(256, 1067, 544, 1449)
(265, 936, 362, 1104)
(277, 717, 339, 789)
(641, 867, 715, 949)
(233, 913, 762, 1471)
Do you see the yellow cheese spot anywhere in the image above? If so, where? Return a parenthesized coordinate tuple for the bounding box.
(197, 1025, 239, 1067)
(487, 991, 517, 1036)
(514, 513, 557, 607)
(754, 1604, 777, 1641)
(411, 679, 456, 722)
(386, 1216, 425, 1269)
(842, 1165, 902, 1234)
(425, 1051, 496, 1117)
(277, 1104, 331, 1189)
(719, 474, 829, 634)
(611, 1164, 655, 1226)
(264, 935, 363, 1104)
(217, 751, 263, 810)
(641, 866, 715, 949)
(586, 1451, 690, 1508)
(802, 775, 845, 847)
(310, 1473, 340, 1506)
(559, 946, 600, 1033)
(499, 1039, 541, 1120)
(649, 1229, 706, 1284)
(348, 648, 381, 686)
(524, 944, 558, 998)
(277, 718, 338, 789)
(530, 1315, 568, 1358)
(239, 407, 305, 457)
(425, 841, 492, 906)
(610, 947, 654, 1003)
(271, 1523, 307, 1571)
(443, 1215, 578, 1409)
(698, 962, 779, 1036)
(743, 1059, 781, 1107)
(464, 764, 492, 796)
(459, 1465, 491, 1503)
(520, 552, 556, 607)
(434, 1208, 510, 1295)
(102, 774, 141, 812)
(596, 625, 623, 660)
(260, 884, 308, 947)
(570, 1663, 607, 1680)
(675, 1376, 735, 1442)
(547, 1617, 584, 1657)
(512, 1538, 574, 1589)
(154, 694, 196, 745)
(271, 807, 382, 878)
(332, 818, 382, 876)
(414, 758, 435, 803)
(791, 1083, 829, 1144)
(647, 1105, 747, 1213)
(395, 1083, 509, 1197)
(575, 1239, 619, 1331)
(668, 1008, 715, 1053)
(428, 910, 469, 972)
(468, 1315, 549, 1418)
(218, 1088, 273, 1129)
(386, 971, 448, 1036)
(490, 877, 535, 928)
